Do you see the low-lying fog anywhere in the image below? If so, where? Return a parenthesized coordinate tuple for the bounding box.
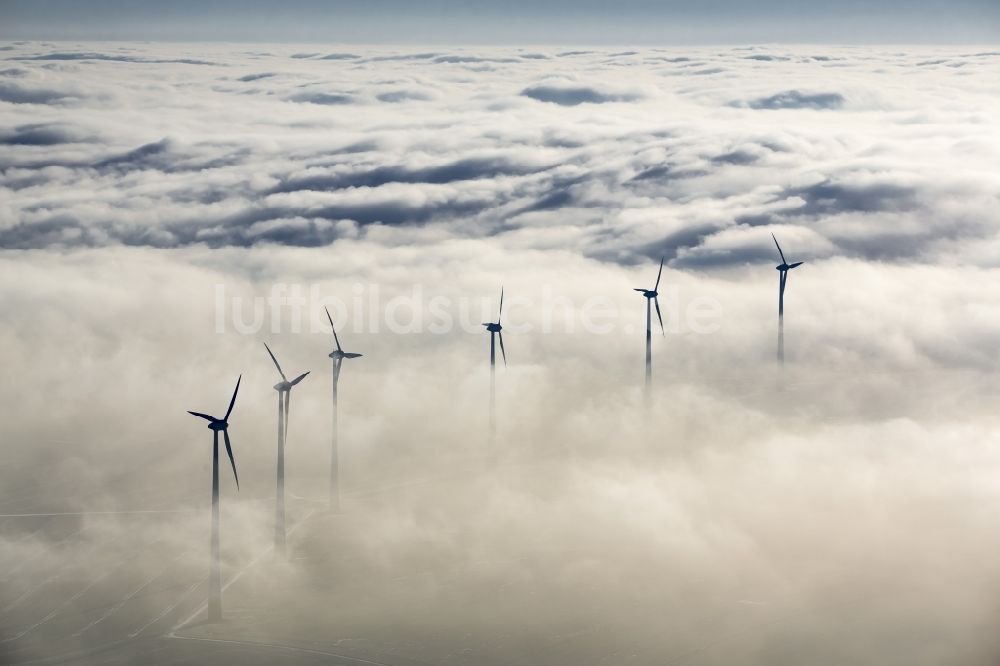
(2, 42, 1000, 664)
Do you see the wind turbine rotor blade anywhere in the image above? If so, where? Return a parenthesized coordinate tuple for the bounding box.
(654, 297, 664, 336)
(187, 411, 215, 422)
(325, 307, 343, 352)
(344, 352, 362, 358)
(263, 342, 287, 381)
(633, 288, 647, 293)
(772, 233, 787, 265)
(655, 256, 664, 291)
(498, 331, 507, 366)
(224, 375, 241, 421)
(290, 371, 310, 386)
(788, 261, 804, 269)
(498, 287, 504, 324)
(222, 430, 239, 490)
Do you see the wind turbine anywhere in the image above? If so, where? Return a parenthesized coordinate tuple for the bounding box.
(187, 376, 241, 623)
(482, 287, 506, 447)
(772, 233, 804, 364)
(263, 343, 308, 556)
(325, 307, 362, 512)
(634, 257, 665, 393)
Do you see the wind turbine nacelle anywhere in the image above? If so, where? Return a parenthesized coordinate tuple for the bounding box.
(274, 382, 291, 391)
(484, 323, 502, 333)
(208, 420, 228, 431)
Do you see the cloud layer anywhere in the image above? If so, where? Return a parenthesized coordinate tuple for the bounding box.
(1, 42, 998, 269)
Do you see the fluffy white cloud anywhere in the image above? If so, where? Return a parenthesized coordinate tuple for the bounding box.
(1, 42, 997, 266)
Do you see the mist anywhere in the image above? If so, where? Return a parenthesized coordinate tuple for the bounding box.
(3, 41, 1000, 665)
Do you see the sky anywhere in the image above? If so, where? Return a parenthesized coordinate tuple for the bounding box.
(0, 0, 998, 43)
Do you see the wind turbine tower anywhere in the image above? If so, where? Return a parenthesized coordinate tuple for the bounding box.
(187, 376, 241, 622)
(482, 287, 506, 447)
(263, 343, 308, 556)
(324, 307, 362, 512)
(633, 257, 665, 396)
(772, 234, 804, 364)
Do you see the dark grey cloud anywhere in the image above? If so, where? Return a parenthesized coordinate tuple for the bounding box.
(0, 171, 59, 190)
(200, 197, 493, 246)
(287, 91, 356, 105)
(363, 52, 441, 62)
(785, 179, 920, 215)
(0, 212, 95, 248)
(711, 149, 761, 165)
(0, 123, 89, 145)
(635, 222, 722, 265)
(375, 89, 432, 102)
(739, 89, 845, 110)
(237, 72, 277, 82)
(321, 139, 382, 156)
(686, 66, 726, 75)
(319, 52, 361, 60)
(271, 156, 547, 193)
(0, 81, 74, 104)
(0, 135, 249, 173)
(83, 138, 251, 174)
(517, 188, 574, 213)
(521, 85, 640, 105)
(628, 164, 707, 183)
(11, 51, 218, 65)
(743, 53, 792, 61)
(669, 238, 782, 268)
(1, 167, 508, 248)
(431, 54, 519, 64)
(93, 138, 174, 169)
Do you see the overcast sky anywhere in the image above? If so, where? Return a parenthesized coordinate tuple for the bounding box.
(1, 0, 997, 44)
